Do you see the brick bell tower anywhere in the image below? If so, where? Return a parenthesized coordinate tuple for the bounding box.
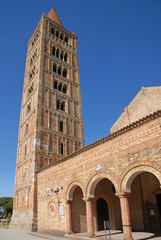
(10, 6, 84, 231)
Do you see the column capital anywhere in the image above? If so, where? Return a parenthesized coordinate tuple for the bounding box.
(115, 192, 132, 198)
(83, 197, 95, 202)
(66, 199, 73, 204)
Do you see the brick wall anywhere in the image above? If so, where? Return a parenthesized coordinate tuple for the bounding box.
(37, 115, 161, 233)
(110, 87, 161, 133)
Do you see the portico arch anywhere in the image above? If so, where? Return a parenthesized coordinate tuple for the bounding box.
(85, 172, 121, 232)
(66, 181, 86, 233)
(86, 172, 119, 198)
(121, 165, 161, 193)
(66, 181, 85, 200)
(120, 164, 161, 233)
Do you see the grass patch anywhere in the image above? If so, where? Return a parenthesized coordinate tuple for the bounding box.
(0, 225, 9, 229)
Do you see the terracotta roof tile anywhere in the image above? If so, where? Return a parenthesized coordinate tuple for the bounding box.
(48, 7, 63, 27)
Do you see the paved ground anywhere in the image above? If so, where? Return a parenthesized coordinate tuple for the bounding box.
(0, 228, 161, 240)
(94, 230, 161, 240)
(0, 228, 65, 240)
(71, 230, 161, 240)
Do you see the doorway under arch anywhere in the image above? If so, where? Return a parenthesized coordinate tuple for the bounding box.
(128, 172, 161, 232)
(93, 178, 121, 231)
(97, 198, 109, 231)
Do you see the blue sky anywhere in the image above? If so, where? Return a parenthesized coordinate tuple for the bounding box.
(0, 0, 161, 198)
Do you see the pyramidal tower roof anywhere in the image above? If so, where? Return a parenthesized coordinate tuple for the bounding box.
(48, 6, 63, 27)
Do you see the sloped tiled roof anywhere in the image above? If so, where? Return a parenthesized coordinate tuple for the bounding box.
(48, 6, 63, 27)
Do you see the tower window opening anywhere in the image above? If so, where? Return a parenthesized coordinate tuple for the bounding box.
(28, 88, 31, 96)
(60, 143, 63, 155)
(29, 66, 35, 81)
(56, 49, 59, 58)
(65, 36, 68, 43)
(57, 100, 60, 110)
(52, 47, 55, 56)
(56, 31, 59, 37)
(60, 52, 63, 60)
(28, 84, 34, 97)
(59, 121, 63, 132)
(61, 102, 65, 111)
(51, 28, 54, 35)
(53, 64, 57, 73)
(26, 124, 28, 134)
(58, 67, 62, 75)
(29, 73, 32, 80)
(63, 85, 67, 93)
(64, 53, 68, 62)
(58, 83, 62, 91)
(30, 51, 37, 65)
(41, 109, 44, 126)
(27, 104, 31, 113)
(63, 68, 67, 78)
(54, 80, 58, 89)
(60, 34, 63, 40)
(25, 145, 27, 156)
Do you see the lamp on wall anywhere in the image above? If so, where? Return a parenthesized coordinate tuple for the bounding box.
(54, 186, 60, 205)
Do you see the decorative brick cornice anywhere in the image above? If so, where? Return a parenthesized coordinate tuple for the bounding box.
(37, 110, 161, 173)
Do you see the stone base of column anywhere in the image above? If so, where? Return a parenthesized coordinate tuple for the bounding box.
(122, 237, 134, 240)
(87, 233, 95, 238)
(32, 218, 38, 232)
(67, 231, 73, 234)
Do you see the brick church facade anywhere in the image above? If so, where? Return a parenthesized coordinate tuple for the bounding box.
(10, 6, 161, 240)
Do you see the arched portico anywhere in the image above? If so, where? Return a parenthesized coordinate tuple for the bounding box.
(84, 172, 121, 236)
(86, 172, 119, 198)
(66, 181, 86, 234)
(116, 164, 161, 240)
(121, 165, 161, 193)
(66, 181, 85, 200)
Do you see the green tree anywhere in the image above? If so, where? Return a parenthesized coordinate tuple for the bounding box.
(0, 197, 13, 216)
(4, 199, 13, 215)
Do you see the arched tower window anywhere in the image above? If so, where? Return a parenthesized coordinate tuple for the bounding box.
(58, 83, 62, 91)
(27, 104, 31, 114)
(56, 49, 59, 58)
(26, 124, 28, 134)
(64, 36, 68, 43)
(57, 100, 60, 110)
(51, 28, 54, 35)
(60, 52, 63, 60)
(60, 143, 63, 155)
(58, 66, 62, 75)
(61, 102, 65, 111)
(63, 85, 67, 93)
(54, 80, 58, 89)
(60, 34, 63, 40)
(62, 68, 67, 78)
(53, 64, 57, 73)
(59, 121, 63, 132)
(64, 53, 68, 62)
(56, 31, 59, 37)
(52, 47, 55, 56)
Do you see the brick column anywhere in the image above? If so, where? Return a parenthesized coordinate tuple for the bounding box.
(116, 192, 133, 240)
(84, 198, 94, 237)
(66, 200, 73, 234)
